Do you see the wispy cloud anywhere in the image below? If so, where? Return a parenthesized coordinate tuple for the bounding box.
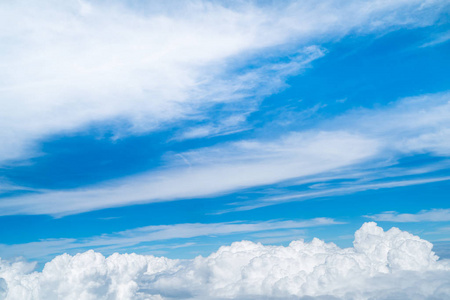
(366, 209, 450, 223)
(0, 218, 339, 260)
(420, 30, 450, 48)
(0, 0, 446, 164)
(214, 92, 450, 212)
(222, 176, 450, 212)
(3, 92, 450, 216)
(0, 2, 449, 217)
(0, 131, 379, 216)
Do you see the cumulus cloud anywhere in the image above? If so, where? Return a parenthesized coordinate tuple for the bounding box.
(0, 223, 449, 299)
(0, 0, 446, 164)
(366, 209, 450, 223)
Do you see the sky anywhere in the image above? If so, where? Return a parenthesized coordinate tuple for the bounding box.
(0, 0, 450, 299)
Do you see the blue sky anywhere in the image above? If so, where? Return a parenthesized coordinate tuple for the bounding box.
(1, 0, 450, 265)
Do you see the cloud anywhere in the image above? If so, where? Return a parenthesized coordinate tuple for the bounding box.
(0, 223, 449, 299)
(0, 2, 449, 216)
(226, 176, 450, 212)
(366, 209, 450, 223)
(3, 92, 450, 216)
(331, 92, 450, 156)
(0, 218, 339, 261)
(0, 0, 446, 164)
(0, 131, 379, 216)
(420, 30, 450, 48)
(220, 92, 450, 212)
(433, 241, 450, 259)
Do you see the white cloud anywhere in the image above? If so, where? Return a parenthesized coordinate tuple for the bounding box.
(0, 218, 339, 261)
(420, 30, 450, 48)
(227, 176, 450, 212)
(0, 131, 379, 216)
(329, 92, 450, 156)
(366, 209, 450, 223)
(0, 0, 446, 164)
(0, 223, 449, 299)
(2, 92, 450, 216)
(220, 92, 450, 211)
(0, 2, 449, 216)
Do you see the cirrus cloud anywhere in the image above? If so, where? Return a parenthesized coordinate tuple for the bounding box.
(0, 0, 447, 164)
(366, 209, 450, 223)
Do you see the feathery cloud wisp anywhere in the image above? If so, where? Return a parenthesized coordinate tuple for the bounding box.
(0, 0, 446, 164)
(0, 218, 339, 260)
(366, 209, 450, 223)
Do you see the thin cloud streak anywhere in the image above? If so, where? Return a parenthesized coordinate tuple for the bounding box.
(420, 30, 450, 48)
(0, 131, 378, 216)
(0, 218, 340, 261)
(366, 209, 450, 223)
(220, 176, 450, 213)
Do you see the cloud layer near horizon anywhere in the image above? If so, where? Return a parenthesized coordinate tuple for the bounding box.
(0, 223, 449, 300)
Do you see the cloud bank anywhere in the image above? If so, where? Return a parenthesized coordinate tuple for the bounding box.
(0, 223, 449, 300)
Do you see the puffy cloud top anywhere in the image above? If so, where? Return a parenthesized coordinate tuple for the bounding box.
(0, 222, 449, 299)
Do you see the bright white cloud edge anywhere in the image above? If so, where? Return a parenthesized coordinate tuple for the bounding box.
(1, 222, 449, 300)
